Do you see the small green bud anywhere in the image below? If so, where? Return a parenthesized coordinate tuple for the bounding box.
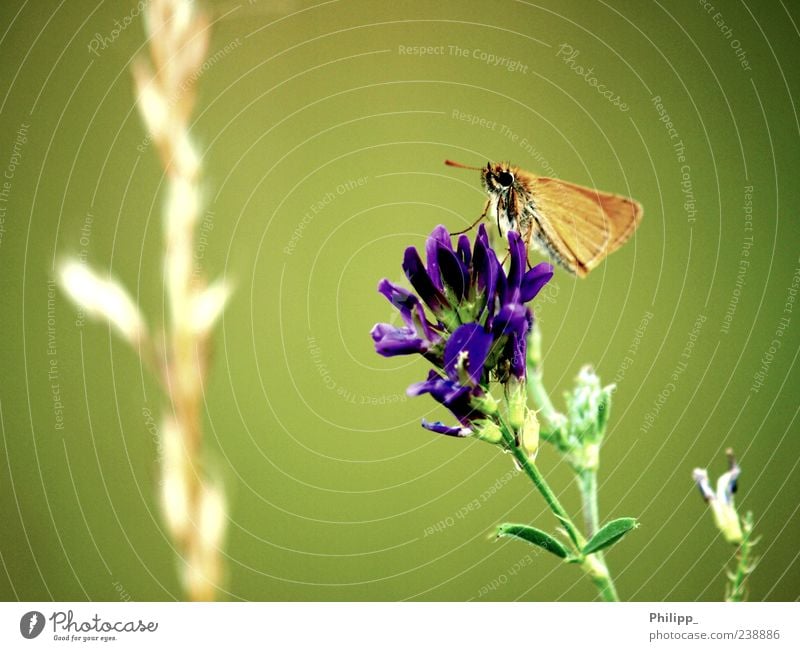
(521, 409, 540, 460)
(596, 384, 614, 436)
(583, 442, 599, 471)
(564, 366, 614, 445)
(506, 377, 526, 430)
(471, 392, 499, 416)
(472, 419, 504, 445)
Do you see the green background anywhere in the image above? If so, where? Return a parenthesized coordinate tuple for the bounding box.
(1, 0, 798, 601)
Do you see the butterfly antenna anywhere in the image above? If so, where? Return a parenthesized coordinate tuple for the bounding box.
(444, 159, 483, 171)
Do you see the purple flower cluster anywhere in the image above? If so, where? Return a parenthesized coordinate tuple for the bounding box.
(371, 224, 553, 437)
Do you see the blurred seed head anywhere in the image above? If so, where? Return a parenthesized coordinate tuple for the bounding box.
(58, 260, 147, 345)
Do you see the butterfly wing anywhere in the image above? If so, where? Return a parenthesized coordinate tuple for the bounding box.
(530, 176, 643, 277)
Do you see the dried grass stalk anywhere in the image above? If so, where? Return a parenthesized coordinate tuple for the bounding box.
(59, 0, 228, 601)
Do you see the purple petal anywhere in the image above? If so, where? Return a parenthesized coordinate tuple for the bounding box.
(476, 223, 490, 247)
(521, 263, 554, 303)
(457, 234, 472, 268)
(492, 265, 509, 325)
(370, 323, 426, 357)
(402, 247, 450, 317)
(471, 230, 499, 312)
(410, 301, 439, 343)
(506, 332, 528, 379)
(436, 243, 469, 302)
(444, 323, 493, 385)
(407, 371, 463, 401)
(492, 303, 530, 337)
(377, 279, 419, 327)
(504, 230, 527, 303)
(421, 419, 471, 437)
(407, 370, 476, 424)
(425, 225, 452, 290)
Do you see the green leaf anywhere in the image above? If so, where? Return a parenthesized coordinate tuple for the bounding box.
(496, 523, 570, 559)
(582, 517, 638, 555)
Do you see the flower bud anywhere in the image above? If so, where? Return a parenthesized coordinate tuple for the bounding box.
(472, 419, 504, 445)
(565, 366, 614, 445)
(471, 392, 499, 417)
(520, 409, 540, 460)
(506, 377, 526, 430)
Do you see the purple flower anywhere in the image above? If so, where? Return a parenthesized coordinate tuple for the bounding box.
(408, 324, 493, 432)
(372, 224, 553, 436)
(408, 370, 477, 428)
(444, 323, 493, 386)
(420, 419, 471, 437)
(371, 279, 443, 360)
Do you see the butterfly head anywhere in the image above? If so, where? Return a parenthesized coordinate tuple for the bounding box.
(481, 162, 533, 199)
(444, 159, 532, 229)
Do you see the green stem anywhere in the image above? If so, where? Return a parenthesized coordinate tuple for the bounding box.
(508, 442, 584, 549)
(521, 326, 619, 600)
(583, 554, 619, 602)
(527, 370, 560, 427)
(506, 438, 619, 602)
(579, 469, 600, 538)
(727, 512, 755, 602)
(526, 324, 566, 437)
(578, 467, 619, 601)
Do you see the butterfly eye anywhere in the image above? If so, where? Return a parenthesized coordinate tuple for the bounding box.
(497, 171, 514, 187)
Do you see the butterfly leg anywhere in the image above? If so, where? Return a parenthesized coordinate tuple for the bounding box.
(523, 229, 534, 270)
(452, 199, 490, 235)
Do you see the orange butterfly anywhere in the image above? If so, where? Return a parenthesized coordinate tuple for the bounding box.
(446, 160, 643, 277)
